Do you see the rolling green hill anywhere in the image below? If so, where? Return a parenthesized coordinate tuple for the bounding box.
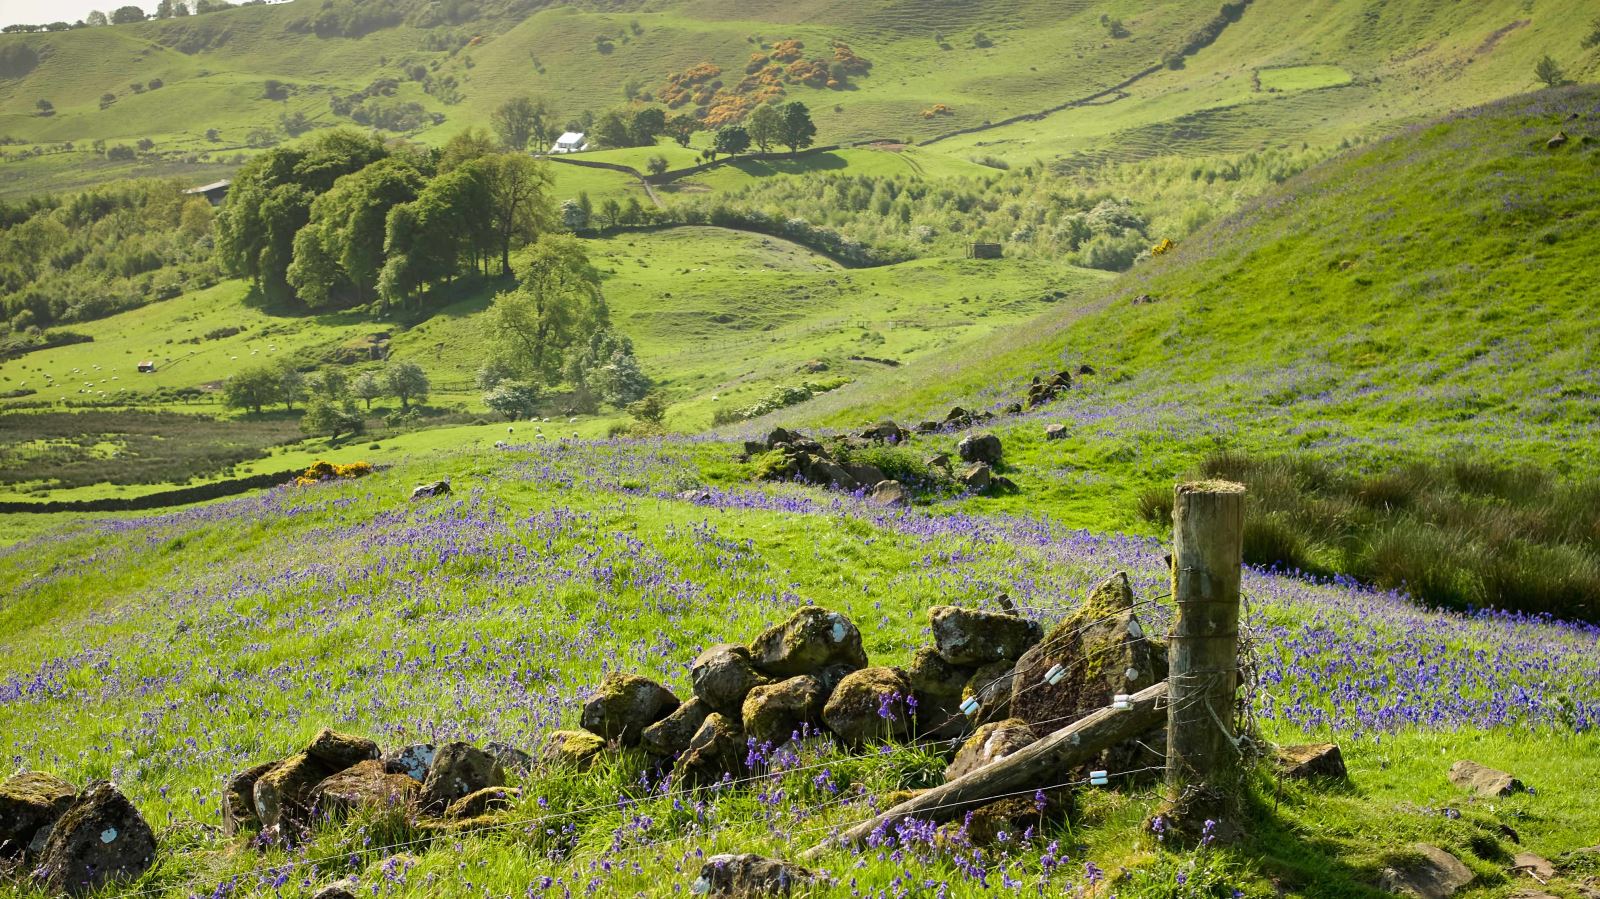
(2, 0, 1596, 197)
(779, 86, 1600, 530)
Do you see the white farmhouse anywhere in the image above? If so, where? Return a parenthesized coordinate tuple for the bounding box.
(551, 132, 589, 154)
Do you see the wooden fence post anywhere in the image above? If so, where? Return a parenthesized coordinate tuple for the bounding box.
(1164, 479, 1246, 836)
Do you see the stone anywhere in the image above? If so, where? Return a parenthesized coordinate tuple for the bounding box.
(1511, 852, 1555, 882)
(308, 760, 421, 820)
(945, 718, 1037, 781)
(868, 480, 910, 508)
(253, 752, 338, 833)
(959, 463, 993, 493)
(1378, 844, 1475, 899)
(305, 728, 380, 771)
(859, 421, 907, 444)
(1010, 572, 1165, 737)
(580, 673, 681, 746)
(944, 406, 970, 423)
(747, 607, 867, 678)
(445, 786, 521, 821)
(1277, 744, 1348, 780)
(1077, 364, 1095, 375)
(381, 744, 436, 782)
(419, 742, 505, 815)
(1448, 760, 1523, 798)
(1004, 402, 1023, 415)
(312, 879, 360, 899)
(539, 730, 607, 772)
(915, 421, 941, 434)
(1045, 423, 1068, 441)
(962, 662, 1015, 725)
(642, 697, 714, 758)
(742, 675, 827, 746)
(957, 432, 1003, 465)
(691, 644, 769, 715)
(411, 481, 450, 500)
(905, 647, 974, 739)
(220, 762, 275, 836)
(798, 455, 858, 491)
(822, 667, 913, 745)
(672, 713, 747, 788)
(0, 771, 76, 859)
(844, 462, 888, 487)
(486, 742, 534, 777)
(34, 782, 157, 896)
(925, 453, 951, 470)
(1548, 131, 1569, 149)
(929, 605, 1043, 666)
(764, 427, 801, 450)
(691, 853, 819, 896)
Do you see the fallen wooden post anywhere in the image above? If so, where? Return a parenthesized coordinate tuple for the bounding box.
(802, 680, 1168, 859)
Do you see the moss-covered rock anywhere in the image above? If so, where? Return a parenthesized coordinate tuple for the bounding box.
(945, 718, 1037, 781)
(961, 661, 1015, 725)
(305, 728, 380, 771)
(905, 647, 975, 740)
(822, 666, 913, 746)
(419, 742, 505, 816)
(642, 696, 713, 758)
(930, 605, 1042, 666)
(539, 730, 607, 772)
(691, 644, 769, 715)
(1010, 572, 1165, 734)
(35, 781, 157, 895)
(0, 771, 75, 859)
(253, 752, 339, 835)
(444, 786, 521, 820)
(580, 672, 681, 746)
(672, 713, 747, 789)
(742, 674, 827, 746)
(220, 762, 275, 837)
(308, 760, 421, 821)
(748, 607, 868, 678)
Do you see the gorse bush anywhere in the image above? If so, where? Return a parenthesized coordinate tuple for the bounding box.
(1138, 452, 1600, 621)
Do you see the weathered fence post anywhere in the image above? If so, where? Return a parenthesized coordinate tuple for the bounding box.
(1164, 479, 1246, 837)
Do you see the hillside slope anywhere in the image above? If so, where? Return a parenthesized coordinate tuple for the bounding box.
(1, 0, 1596, 196)
(780, 86, 1600, 524)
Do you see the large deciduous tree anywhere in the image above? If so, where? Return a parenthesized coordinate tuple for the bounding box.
(746, 104, 781, 154)
(778, 101, 817, 155)
(487, 235, 607, 385)
(491, 95, 550, 152)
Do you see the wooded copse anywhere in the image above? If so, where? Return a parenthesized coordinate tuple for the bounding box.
(215, 128, 557, 312)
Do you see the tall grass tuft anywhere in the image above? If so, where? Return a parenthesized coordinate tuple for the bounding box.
(1146, 452, 1600, 621)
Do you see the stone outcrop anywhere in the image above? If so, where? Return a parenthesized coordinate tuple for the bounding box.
(0, 771, 76, 860)
(748, 607, 867, 678)
(821, 667, 913, 746)
(930, 605, 1042, 666)
(34, 782, 157, 896)
(419, 742, 505, 815)
(580, 673, 681, 746)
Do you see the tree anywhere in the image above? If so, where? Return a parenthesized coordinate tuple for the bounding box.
(567, 330, 651, 406)
(1584, 17, 1600, 50)
(488, 234, 606, 384)
(777, 102, 816, 155)
(157, 0, 178, 17)
(665, 113, 698, 148)
(592, 110, 631, 149)
(301, 397, 364, 440)
(747, 104, 781, 154)
(222, 366, 279, 415)
(35, 99, 53, 117)
(627, 107, 666, 146)
(561, 199, 589, 231)
(289, 157, 425, 306)
(1534, 55, 1566, 89)
(385, 361, 429, 410)
(438, 127, 498, 174)
(278, 363, 306, 411)
(307, 368, 348, 400)
(484, 381, 540, 420)
(646, 155, 669, 176)
(491, 95, 547, 152)
(111, 6, 147, 24)
(469, 153, 555, 276)
(100, 92, 117, 110)
(86, 10, 109, 26)
(628, 393, 668, 425)
(712, 125, 750, 160)
(352, 370, 385, 410)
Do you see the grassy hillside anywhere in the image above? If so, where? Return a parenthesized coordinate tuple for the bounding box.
(1, 0, 1596, 198)
(767, 86, 1600, 534)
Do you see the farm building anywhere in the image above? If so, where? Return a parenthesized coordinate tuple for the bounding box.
(182, 180, 231, 205)
(550, 132, 589, 154)
(969, 242, 1003, 259)
(137, 360, 157, 373)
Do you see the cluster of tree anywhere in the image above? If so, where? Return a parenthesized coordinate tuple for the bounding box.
(3, 1, 253, 30)
(589, 106, 674, 150)
(477, 235, 650, 417)
(671, 144, 1333, 271)
(222, 359, 430, 436)
(701, 101, 817, 163)
(0, 181, 219, 336)
(490, 95, 559, 152)
(215, 128, 556, 311)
